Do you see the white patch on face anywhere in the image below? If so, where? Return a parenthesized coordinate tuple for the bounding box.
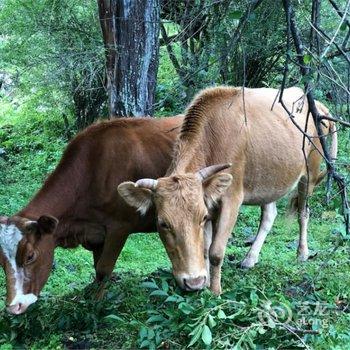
(10, 290, 37, 306)
(0, 223, 23, 266)
(0, 223, 38, 307)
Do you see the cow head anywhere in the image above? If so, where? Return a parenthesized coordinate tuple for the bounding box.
(118, 164, 232, 291)
(0, 215, 58, 314)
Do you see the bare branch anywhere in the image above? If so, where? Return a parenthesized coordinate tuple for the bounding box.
(321, 0, 350, 59)
(328, 0, 350, 29)
(282, 0, 350, 234)
(320, 114, 350, 128)
(160, 22, 185, 80)
(327, 47, 350, 60)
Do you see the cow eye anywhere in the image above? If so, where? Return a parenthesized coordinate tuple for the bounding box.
(25, 251, 37, 265)
(158, 220, 170, 230)
(202, 215, 208, 223)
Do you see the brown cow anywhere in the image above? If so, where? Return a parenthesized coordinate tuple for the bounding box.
(118, 86, 337, 295)
(0, 116, 184, 314)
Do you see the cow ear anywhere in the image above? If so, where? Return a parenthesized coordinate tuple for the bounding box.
(118, 182, 153, 215)
(203, 173, 233, 208)
(37, 215, 58, 234)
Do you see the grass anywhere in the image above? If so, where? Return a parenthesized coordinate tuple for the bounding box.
(0, 203, 349, 349)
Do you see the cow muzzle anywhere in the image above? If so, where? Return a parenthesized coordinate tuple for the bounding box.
(184, 276, 206, 291)
(7, 293, 38, 315)
(175, 272, 207, 291)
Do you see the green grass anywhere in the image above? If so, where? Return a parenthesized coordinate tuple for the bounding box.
(0, 205, 349, 349)
(0, 96, 349, 349)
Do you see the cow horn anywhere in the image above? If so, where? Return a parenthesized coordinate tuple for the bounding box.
(24, 220, 38, 230)
(196, 163, 232, 181)
(136, 178, 158, 190)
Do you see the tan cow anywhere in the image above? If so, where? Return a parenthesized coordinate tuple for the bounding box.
(118, 86, 337, 295)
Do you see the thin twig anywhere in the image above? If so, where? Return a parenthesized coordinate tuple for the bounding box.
(321, 0, 350, 59)
(282, 0, 350, 234)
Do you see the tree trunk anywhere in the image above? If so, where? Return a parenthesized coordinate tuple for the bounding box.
(98, 0, 160, 117)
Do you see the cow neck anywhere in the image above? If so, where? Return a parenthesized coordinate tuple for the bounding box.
(167, 116, 207, 177)
(18, 188, 76, 221)
(169, 145, 205, 176)
(17, 154, 89, 235)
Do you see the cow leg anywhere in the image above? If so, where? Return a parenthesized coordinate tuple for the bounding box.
(204, 220, 213, 287)
(94, 231, 128, 299)
(95, 232, 128, 282)
(81, 242, 103, 270)
(92, 244, 104, 269)
(209, 195, 243, 295)
(297, 176, 309, 262)
(240, 202, 277, 268)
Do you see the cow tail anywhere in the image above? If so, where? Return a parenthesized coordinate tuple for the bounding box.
(287, 118, 338, 216)
(315, 120, 338, 186)
(287, 189, 299, 217)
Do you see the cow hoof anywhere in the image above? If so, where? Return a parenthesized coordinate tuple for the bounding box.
(109, 272, 121, 283)
(204, 278, 211, 288)
(297, 253, 309, 262)
(96, 286, 107, 300)
(244, 235, 257, 246)
(210, 285, 222, 296)
(240, 257, 257, 269)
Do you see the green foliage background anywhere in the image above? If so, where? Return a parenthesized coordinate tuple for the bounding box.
(0, 0, 349, 349)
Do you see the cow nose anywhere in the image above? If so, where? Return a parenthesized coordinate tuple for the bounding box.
(6, 303, 28, 315)
(183, 276, 206, 291)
